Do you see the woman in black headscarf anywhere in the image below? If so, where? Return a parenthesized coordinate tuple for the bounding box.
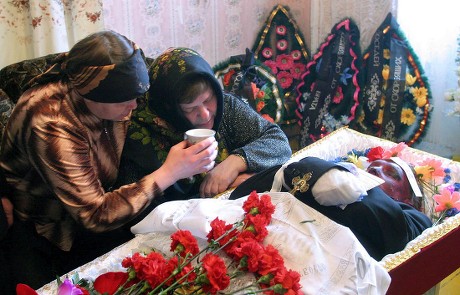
(118, 47, 291, 204)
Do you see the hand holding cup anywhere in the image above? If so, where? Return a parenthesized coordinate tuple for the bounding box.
(184, 128, 216, 146)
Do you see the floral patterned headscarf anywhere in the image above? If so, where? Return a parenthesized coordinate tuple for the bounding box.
(147, 47, 224, 132)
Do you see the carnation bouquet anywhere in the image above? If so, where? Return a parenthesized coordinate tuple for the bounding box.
(17, 192, 303, 295)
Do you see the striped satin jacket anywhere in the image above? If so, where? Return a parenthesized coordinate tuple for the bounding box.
(0, 81, 160, 251)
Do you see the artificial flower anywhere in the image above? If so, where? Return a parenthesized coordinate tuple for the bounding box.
(415, 95, 428, 108)
(434, 187, 460, 213)
(383, 142, 408, 158)
(401, 108, 416, 125)
(340, 68, 353, 85)
(264, 60, 279, 74)
(223, 69, 236, 87)
(277, 71, 294, 89)
(382, 65, 390, 81)
(406, 73, 417, 86)
(411, 86, 428, 102)
(276, 25, 287, 35)
(291, 50, 302, 60)
(277, 39, 288, 51)
(275, 54, 294, 70)
(261, 114, 275, 123)
(366, 146, 385, 161)
(415, 158, 446, 184)
(290, 62, 306, 79)
(257, 100, 266, 112)
(333, 86, 344, 104)
(58, 279, 84, 295)
(383, 49, 390, 59)
(262, 47, 273, 59)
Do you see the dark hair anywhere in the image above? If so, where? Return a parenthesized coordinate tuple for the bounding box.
(66, 31, 134, 75)
(177, 76, 213, 104)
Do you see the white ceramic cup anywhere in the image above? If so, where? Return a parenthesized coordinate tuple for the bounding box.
(184, 128, 216, 145)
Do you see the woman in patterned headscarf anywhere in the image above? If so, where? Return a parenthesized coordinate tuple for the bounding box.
(117, 47, 291, 203)
(0, 32, 217, 291)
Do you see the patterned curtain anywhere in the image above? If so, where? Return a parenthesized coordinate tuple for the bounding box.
(0, 0, 104, 69)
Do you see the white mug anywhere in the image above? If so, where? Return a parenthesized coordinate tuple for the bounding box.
(184, 128, 216, 145)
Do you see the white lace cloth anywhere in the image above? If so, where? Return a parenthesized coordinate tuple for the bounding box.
(38, 191, 391, 294)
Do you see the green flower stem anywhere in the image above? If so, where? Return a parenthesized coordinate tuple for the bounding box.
(149, 221, 246, 294)
(433, 210, 447, 227)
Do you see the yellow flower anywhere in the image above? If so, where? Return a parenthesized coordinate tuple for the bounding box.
(406, 73, 417, 86)
(347, 153, 360, 167)
(383, 49, 390, 59)
(376, 109, 384, 124)
(411, 86, 428, 100)
(401, 108, 416, 125)
(380, 96, 386, 107)
(414, 165, 434, 182)
(416, 96, 427, 107)
(382, 65, 390, 80)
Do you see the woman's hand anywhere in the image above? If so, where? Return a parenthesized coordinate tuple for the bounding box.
(199, 154, 247, 197)
(153, 137, 218, 191)
(1, 197, 14, 228)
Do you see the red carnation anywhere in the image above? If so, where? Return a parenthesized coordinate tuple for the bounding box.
(207, 217, 237, 247)
(258, 244, 285, 276)
(200, 253, 231, 294)
(171, 230, 199, 257)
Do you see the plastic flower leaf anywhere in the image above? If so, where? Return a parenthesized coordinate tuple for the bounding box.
(16, 284, 39, 295)
(93, 272, 129, 295)
(400, 108, 416, 125)
(340, 68, 353, 85)
(433, 187, 460, 212)
(58, 279, 83, 295)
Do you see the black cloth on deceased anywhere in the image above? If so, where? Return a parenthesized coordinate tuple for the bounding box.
(230, 156, 432, 261)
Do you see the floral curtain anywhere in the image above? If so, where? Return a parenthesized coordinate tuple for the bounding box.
(0, 0, 104, 69)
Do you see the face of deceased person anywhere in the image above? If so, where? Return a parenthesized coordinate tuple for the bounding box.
(179, 87, 217, 130)
(366, 159, 413, 203)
